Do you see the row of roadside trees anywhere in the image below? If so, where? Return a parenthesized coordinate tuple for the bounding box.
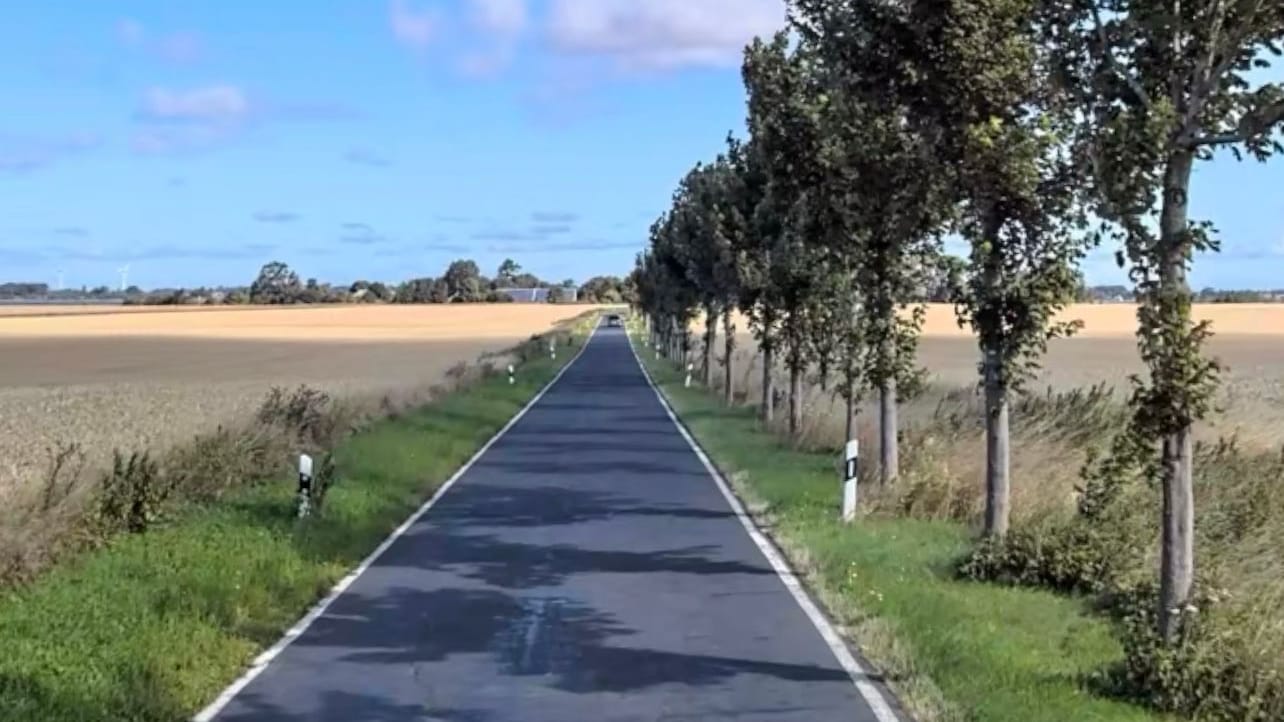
(631, 0, 1283, 649)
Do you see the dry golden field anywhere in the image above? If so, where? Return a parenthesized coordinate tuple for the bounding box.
(0, 305, 589, 496)
(706, 303, 1284, 450)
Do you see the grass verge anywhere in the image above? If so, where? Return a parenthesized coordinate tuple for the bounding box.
(631, 330, 1173, 722)
(0, 321, 593, 722)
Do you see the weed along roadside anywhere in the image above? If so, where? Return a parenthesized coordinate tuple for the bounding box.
(628, 325, 1172, 722)
(0, 314, 598, 722)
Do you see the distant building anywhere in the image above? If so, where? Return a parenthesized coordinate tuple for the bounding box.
(494, 287, 581, 303)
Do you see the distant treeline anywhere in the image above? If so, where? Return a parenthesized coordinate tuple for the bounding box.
(116, 259, 634, 306)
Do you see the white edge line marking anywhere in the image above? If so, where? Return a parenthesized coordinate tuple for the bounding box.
(626, 330, 903, 722)
(194, 321, 600, 722)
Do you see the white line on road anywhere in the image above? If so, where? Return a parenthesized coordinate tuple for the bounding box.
(193, 321, 600, 721)
(626, 333, 905, 722)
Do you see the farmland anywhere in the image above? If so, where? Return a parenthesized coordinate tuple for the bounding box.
(713, 303, 1284, 450)
(0, 305, 589, 498)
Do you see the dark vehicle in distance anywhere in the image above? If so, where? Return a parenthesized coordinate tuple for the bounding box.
(606, 314, 622, 327)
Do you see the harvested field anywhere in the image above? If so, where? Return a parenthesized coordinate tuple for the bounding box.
(703, 303, 1284, 450)
(0, 305, 589, 496)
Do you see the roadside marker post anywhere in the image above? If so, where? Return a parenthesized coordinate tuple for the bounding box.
(297, 454, 314, 519)
(507, 364, 515, 385)
(549, 340, 556, 360)
(842, 440, 858, 522)
(685, 363, 693, 388)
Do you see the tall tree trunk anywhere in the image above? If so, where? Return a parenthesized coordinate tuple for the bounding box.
(722, 309, 736, 405)
(845, 388, 857, 444)
(760, 308, 776, 423)
(761, 342, 775, 423)
(789, 361, 802, 436)
(980, 208, 1012, 539)
(785, 313, 804, 436)
(702, 304, 717, 385)
(879, 378, 898, 484)
(1157, 149, 1196, 642)
(983, 346, 1011, 537)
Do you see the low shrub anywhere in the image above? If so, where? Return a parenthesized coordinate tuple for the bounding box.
(96, 450, 169, 534)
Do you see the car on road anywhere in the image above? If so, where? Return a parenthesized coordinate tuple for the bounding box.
(606, 314, 622, 327)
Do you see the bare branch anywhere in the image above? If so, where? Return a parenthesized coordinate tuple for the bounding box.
(1091, 3, 1152, 109)
(1189, 98, 1284, 147)
(1182, 0, 1267, 138)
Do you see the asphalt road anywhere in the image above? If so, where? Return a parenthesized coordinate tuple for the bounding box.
(207, 325, 894, 722)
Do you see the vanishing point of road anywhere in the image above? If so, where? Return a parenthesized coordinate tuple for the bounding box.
(199, 323, 901, 722)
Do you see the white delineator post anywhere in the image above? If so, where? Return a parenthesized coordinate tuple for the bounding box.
(297, 453, 314, 519)
(685, 363, 693, 388)
(507, 364, 515, 385)
(842, 440, 858, 522)
(549, 340, 556, 360)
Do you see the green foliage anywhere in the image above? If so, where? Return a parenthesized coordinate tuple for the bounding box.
(1104, 586, 1284, 722)
(1046, 0, 1284, 638)
(578, 275, 630, 303)
(248, 261, 302, 304)
(97, 451, 169, 535)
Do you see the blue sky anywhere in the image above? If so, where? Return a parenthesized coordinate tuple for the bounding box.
(0, 1, 1280, 291)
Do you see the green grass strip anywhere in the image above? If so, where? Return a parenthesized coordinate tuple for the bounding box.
(0, 336, 582, 722)
(633, 337, 1172, 722)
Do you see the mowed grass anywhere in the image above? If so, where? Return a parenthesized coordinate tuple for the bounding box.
(635, 336, 1172, 722)
(0, 338, 581, 722)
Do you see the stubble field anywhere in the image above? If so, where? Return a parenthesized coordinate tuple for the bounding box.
(0, 305, 588, 496)
(713, 303, 1284, 450)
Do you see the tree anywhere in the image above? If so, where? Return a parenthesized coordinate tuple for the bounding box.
(743, 33, 828, 434)
(1049, 0, 1284, 641)
(879, 0, 1093, 537)
(791, 5, 951, 481)
(394, 277, 436, 303)
(442, 260, 484, 302)
(547, 285, 567, 303)
(667, 162, 734, 387)
(249, 261, 302, 304)
(707, 149, 749, 405)
(580, 275, 627, 303)
(497, 258, 522, 285)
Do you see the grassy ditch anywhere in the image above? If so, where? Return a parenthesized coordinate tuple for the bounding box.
(0, 316, 596, 722)
(631, 328, 1172, 722)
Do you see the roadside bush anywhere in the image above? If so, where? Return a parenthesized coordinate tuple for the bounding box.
(257, 385, 342, 449)
(97, 450, 168, 534)
(1100, 582, 1284, 722)
(164, 425, 281, 502)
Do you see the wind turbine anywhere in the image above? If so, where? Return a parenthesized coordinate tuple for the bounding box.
(117, 264, 130, 292)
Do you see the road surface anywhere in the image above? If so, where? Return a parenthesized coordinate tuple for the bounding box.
(205, 324, 898, 722)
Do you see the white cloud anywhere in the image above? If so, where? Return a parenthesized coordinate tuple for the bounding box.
(140, 85, 251, 124)
(390, 0, 436, 50)
(470, 0, 527, 36)
(546, 0, 786, 70)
